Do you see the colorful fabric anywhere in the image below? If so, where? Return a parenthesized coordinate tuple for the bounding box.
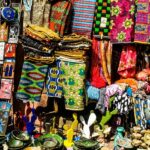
(0, 102, 11, 136)
(113, 91, 132, 114)
(90, 38, 107, 88)
(133, 91, 147, 129)
(93, 0, 111, 36)
(118, 46, 137, 78)
(71, 0, 96, 38)
(86, 81, 100, 100)
(110, 0, 135, 42)
(49, 0, 72, 36)
(46, 61, 63, 98)
(60, 60, 87, 111)
(0, 79, 13, 99)
(16, 61, 48, 102)
(134, 0, 150, 43)
(99, 40, 112, 84)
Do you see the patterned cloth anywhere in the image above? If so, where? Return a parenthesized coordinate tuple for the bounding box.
(60, 60, 87, 111)
(93, 0, 111, 37)
(90, 38, 107, 88)
(133, 91, 147, 129)
(16, 61, 48, 102)
(49, 0, 72, 36)
(118, 46, 137, 78)
(46, 61, 63, 98)
(110, 0, 135, 42)
(134, 0, 150, 43)
(71, 0, 96, 38)
(113, 92, 132, 114)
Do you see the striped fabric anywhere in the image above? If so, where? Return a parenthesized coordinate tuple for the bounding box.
(134, 0, 150, 43)
(71, 0, 96, 38)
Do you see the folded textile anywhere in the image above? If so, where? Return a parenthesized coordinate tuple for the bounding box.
(71, 0, 96, 37)
(93, 0, 111, 37)
(20, 35, 56, 53)
(23, 46, 55, 64)
(16, 60, 48, 102)
(110, 0, 135, 42)
(60, 60, 87, 111)
(49, 0, 72, 36)
(25, 24, 60, 42)
(46, 60, 64, 98)
(134, 0, 150, 43)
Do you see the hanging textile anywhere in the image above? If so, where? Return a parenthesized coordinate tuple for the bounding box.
(71, 0, 96, 38)
(49, 0, 72, 36)
(133, 90, 148, 129)
(60, 60, 87, 111)
(16, 61, 48, 102)
(93, 0, 111, 37)
(117, 45, 137, 78)
(134, 0, 150, 43)
(31, 0, 46, 26)
(110, 0, 135, 42)
(90, 38, 108, 88)
(46, 60, 63, 98)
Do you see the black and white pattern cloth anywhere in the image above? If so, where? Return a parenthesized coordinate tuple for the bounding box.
(113, 92, 132, 114)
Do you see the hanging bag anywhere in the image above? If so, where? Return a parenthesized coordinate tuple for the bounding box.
(1, 0, 16, 22)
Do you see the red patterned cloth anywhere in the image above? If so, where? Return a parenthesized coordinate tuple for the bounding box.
(49, 0, 72, 36)
(118, 46, 137, 78)
(90, 38, 107, 88)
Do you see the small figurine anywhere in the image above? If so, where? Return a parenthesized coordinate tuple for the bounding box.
(23, 108, 37, 135)
(80, 112, 96, 139)
(64, 113, 78, 148)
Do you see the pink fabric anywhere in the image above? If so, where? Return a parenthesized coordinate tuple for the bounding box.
(118, 46, 137, 78)
(110, 0, 135, 42)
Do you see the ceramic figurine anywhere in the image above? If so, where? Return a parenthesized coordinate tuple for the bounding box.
(114, 127, 125, 149)
(64, 113, 78, 148)
(100, 109, 118, 129)
(23, 108, 37, 135)
(80, 112, 96, 139)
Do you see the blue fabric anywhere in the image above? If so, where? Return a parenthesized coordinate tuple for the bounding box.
(86, 81, 100, 100)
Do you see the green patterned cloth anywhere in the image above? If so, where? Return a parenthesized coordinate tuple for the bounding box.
(60, 61, 87, 111)
(16, 61, 48, 102)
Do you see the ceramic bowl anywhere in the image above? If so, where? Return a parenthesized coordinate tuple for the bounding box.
(42, 138, 58, 149)
(74, 138, 99, 149)
(11, 130, 30, 141)
(38, 134, 63, 149)
(7, 138, 24, 149)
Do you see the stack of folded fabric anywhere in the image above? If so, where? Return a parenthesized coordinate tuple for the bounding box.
(54, 34, 91, 111)
(22, 24, 60, 64)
